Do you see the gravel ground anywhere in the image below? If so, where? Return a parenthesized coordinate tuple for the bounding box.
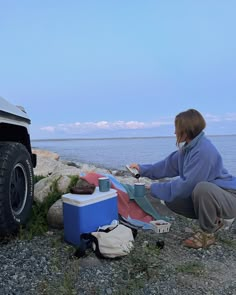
(1, 196, 236, 295)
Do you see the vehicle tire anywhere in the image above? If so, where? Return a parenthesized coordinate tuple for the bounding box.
(0, 142, 34, 236)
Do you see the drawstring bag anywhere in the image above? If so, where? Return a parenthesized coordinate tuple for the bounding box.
(80, 224, 135, 259)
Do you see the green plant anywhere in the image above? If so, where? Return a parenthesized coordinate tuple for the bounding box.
(20, 176, 72, 239)
(19, 192, 60, 239)
(34, 174, 46, 184)
(66, 175, 79, 192)
(19, 175, 80, 239)
(218, 236, 236, 248)
(175, 261, 205, 276)
(113, 238, 161, 294)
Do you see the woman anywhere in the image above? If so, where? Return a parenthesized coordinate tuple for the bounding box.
(129, 109, 236, 249)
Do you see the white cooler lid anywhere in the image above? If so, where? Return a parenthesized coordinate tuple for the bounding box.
(62, 187, 117, 206)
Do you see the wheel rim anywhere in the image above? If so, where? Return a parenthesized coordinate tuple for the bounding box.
(10, 163, 28, 215)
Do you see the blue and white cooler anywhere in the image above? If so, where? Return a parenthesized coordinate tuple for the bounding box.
(62, 187, 118, 246)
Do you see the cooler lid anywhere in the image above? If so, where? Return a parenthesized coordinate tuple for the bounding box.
(62, 187, 117, 206)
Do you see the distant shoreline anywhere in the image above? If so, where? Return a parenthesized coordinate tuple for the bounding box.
(31, 134, 236, 142)
(31, 136, 175, 142)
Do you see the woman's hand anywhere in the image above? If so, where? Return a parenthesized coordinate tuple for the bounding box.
(129, 163, 140, 171)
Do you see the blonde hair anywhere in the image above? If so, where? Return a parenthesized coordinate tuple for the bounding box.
(175, 109, 206, 145)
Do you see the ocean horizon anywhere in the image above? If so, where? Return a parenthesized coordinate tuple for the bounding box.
(32, 133, 236, 142)
(31, 134, 236, 176)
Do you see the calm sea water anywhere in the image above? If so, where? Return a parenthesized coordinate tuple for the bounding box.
(32, 135, 236, 175)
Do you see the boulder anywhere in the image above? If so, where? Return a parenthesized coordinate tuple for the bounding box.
(33, 148, 60, 160)
(47, 199, 63, 229)
(34, 173, 79, 204)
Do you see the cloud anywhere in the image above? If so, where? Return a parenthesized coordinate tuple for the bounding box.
(39, 119, 173, 136)
(205, 113, 221, 122)
(37, 113, 236, 138)
(40, 126, 55, 132)
(205, 113, 236, 122)
(224, 113, 236, 121)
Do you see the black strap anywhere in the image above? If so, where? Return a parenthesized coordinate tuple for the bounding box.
(80, 233, 106, 259)
(72, 234, 93, 258)
(95, 224, 118, 233)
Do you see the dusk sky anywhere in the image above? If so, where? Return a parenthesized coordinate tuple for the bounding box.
(0, 1, 236, 139)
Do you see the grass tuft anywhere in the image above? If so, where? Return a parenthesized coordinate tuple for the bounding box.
(218, 236, 236, 248)
(175, 261, 205, 276)
(112, 234, 161, 294)
(34, 174, 46, 184)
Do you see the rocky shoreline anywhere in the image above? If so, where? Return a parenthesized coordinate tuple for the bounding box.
(0, 149, 236, 295)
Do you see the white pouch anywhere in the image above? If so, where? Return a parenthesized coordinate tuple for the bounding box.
(91, 224, 134, 258)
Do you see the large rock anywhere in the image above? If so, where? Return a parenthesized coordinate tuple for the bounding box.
(47, 199, 63, 229)
(33, 148, 60, 160)
(34, 174, 79, 203)
(33, 156, 64, 177)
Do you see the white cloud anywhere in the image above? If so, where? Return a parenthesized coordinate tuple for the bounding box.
(205, 113, 236, 122)
(224, 113, 236, 121)
(40, 126, 55, 132)
(39, 119, 173, 135)
(37, 113, 236, 138)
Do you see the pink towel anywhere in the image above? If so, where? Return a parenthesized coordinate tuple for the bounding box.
(81, 172, 153, 223)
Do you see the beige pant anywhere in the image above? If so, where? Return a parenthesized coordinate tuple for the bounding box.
(165, 181, 236, 233)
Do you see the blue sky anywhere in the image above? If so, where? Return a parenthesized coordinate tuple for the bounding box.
(0, 0, 236, 139)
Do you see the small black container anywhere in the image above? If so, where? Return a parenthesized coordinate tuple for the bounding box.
(156, 240, 165, 249)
